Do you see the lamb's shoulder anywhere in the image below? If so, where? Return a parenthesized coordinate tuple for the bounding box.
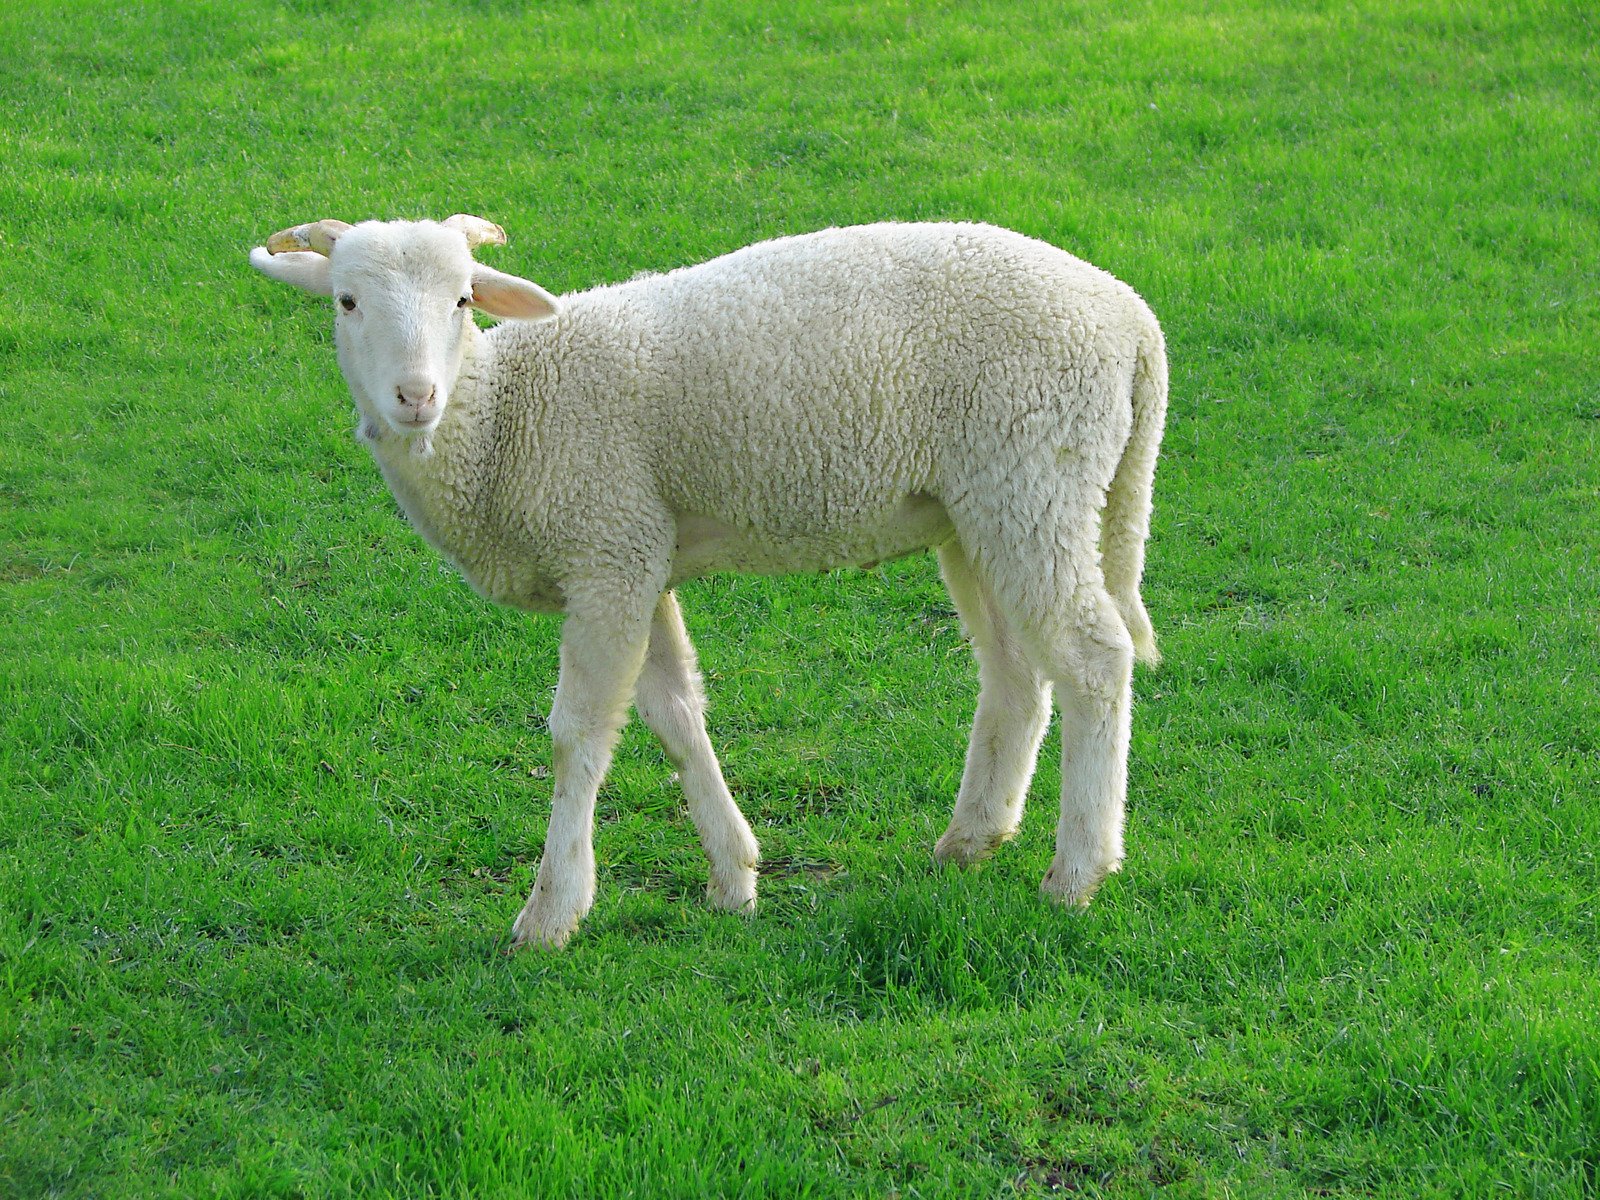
(455, 326, 669, 608)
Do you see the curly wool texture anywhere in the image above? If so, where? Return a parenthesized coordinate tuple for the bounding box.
(368, 223, 1165, 635)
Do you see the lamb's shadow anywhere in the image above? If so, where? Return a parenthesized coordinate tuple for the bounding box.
(699, 851, 1108, 1018)
(492, 834, 1116, 1018)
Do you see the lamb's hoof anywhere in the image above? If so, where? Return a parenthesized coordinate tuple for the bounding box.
(933, 825, 1013, 867)
(508, 898, 583, 952)
(707, 864, 758, 914)
(1040, 858, 1120, 908)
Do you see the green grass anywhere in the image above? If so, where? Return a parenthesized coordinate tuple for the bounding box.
(2, 0, 1597, 1195)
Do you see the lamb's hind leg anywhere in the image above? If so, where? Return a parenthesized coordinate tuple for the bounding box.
(1039, 586, 1134, 907)
(956, 502, 1136, 907)
(633, 591, 759, 912)
(933, 540, 1052, 866)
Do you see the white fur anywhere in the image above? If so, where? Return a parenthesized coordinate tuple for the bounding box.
(250, 219, 1168, 949)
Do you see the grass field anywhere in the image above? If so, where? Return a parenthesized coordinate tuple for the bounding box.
(2, 1, 1598, 1195)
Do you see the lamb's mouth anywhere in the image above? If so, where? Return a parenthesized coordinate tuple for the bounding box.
(390, 414, 441, 436)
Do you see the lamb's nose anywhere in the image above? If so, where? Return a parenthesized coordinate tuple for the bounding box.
(396, 381, 436, 408)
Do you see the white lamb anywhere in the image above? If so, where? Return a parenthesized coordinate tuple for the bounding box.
(249, 215, 1168, 950)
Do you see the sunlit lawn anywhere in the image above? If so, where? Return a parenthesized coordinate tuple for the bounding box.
(1, 2, 1596, 1195)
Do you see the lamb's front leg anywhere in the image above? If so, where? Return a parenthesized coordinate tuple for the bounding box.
(634, 591, 760, 913)
(510, 604, 652, 951)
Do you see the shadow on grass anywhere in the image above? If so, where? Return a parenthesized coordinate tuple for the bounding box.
(485, 845, 1107, 1020)
(756, 853, 1097, 1018)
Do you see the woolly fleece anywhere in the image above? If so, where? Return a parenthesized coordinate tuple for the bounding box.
(252, 220, 1168, 949)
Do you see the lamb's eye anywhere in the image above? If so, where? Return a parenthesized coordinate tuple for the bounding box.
(338, 294, 357, 313)
(457, 295, 472, 309)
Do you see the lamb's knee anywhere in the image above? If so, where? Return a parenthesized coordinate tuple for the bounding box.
(1042, 596, 1134, 711)
(547, 705, 628, 780)
(1075, 637, 1133, 711)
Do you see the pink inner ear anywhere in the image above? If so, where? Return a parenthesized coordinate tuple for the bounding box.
(471, 271, 559, 321)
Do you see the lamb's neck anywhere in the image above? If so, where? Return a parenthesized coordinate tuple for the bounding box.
(364, 326, 500, 568)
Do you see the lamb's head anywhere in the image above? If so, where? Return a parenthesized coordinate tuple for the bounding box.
(250, 216, 560, 441)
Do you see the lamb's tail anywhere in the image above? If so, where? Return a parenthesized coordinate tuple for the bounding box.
(1101, 323, 1169, 666)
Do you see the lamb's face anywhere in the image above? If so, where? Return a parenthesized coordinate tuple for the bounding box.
(250, 215, 561, 446)
(329, 224, 476, 439)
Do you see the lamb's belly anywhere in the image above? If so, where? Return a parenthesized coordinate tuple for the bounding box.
(670, 493, 953, 582)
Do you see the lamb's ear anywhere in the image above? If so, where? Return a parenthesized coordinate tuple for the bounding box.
(249, 246, 333, 296)
(470, 263, 561, 322)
